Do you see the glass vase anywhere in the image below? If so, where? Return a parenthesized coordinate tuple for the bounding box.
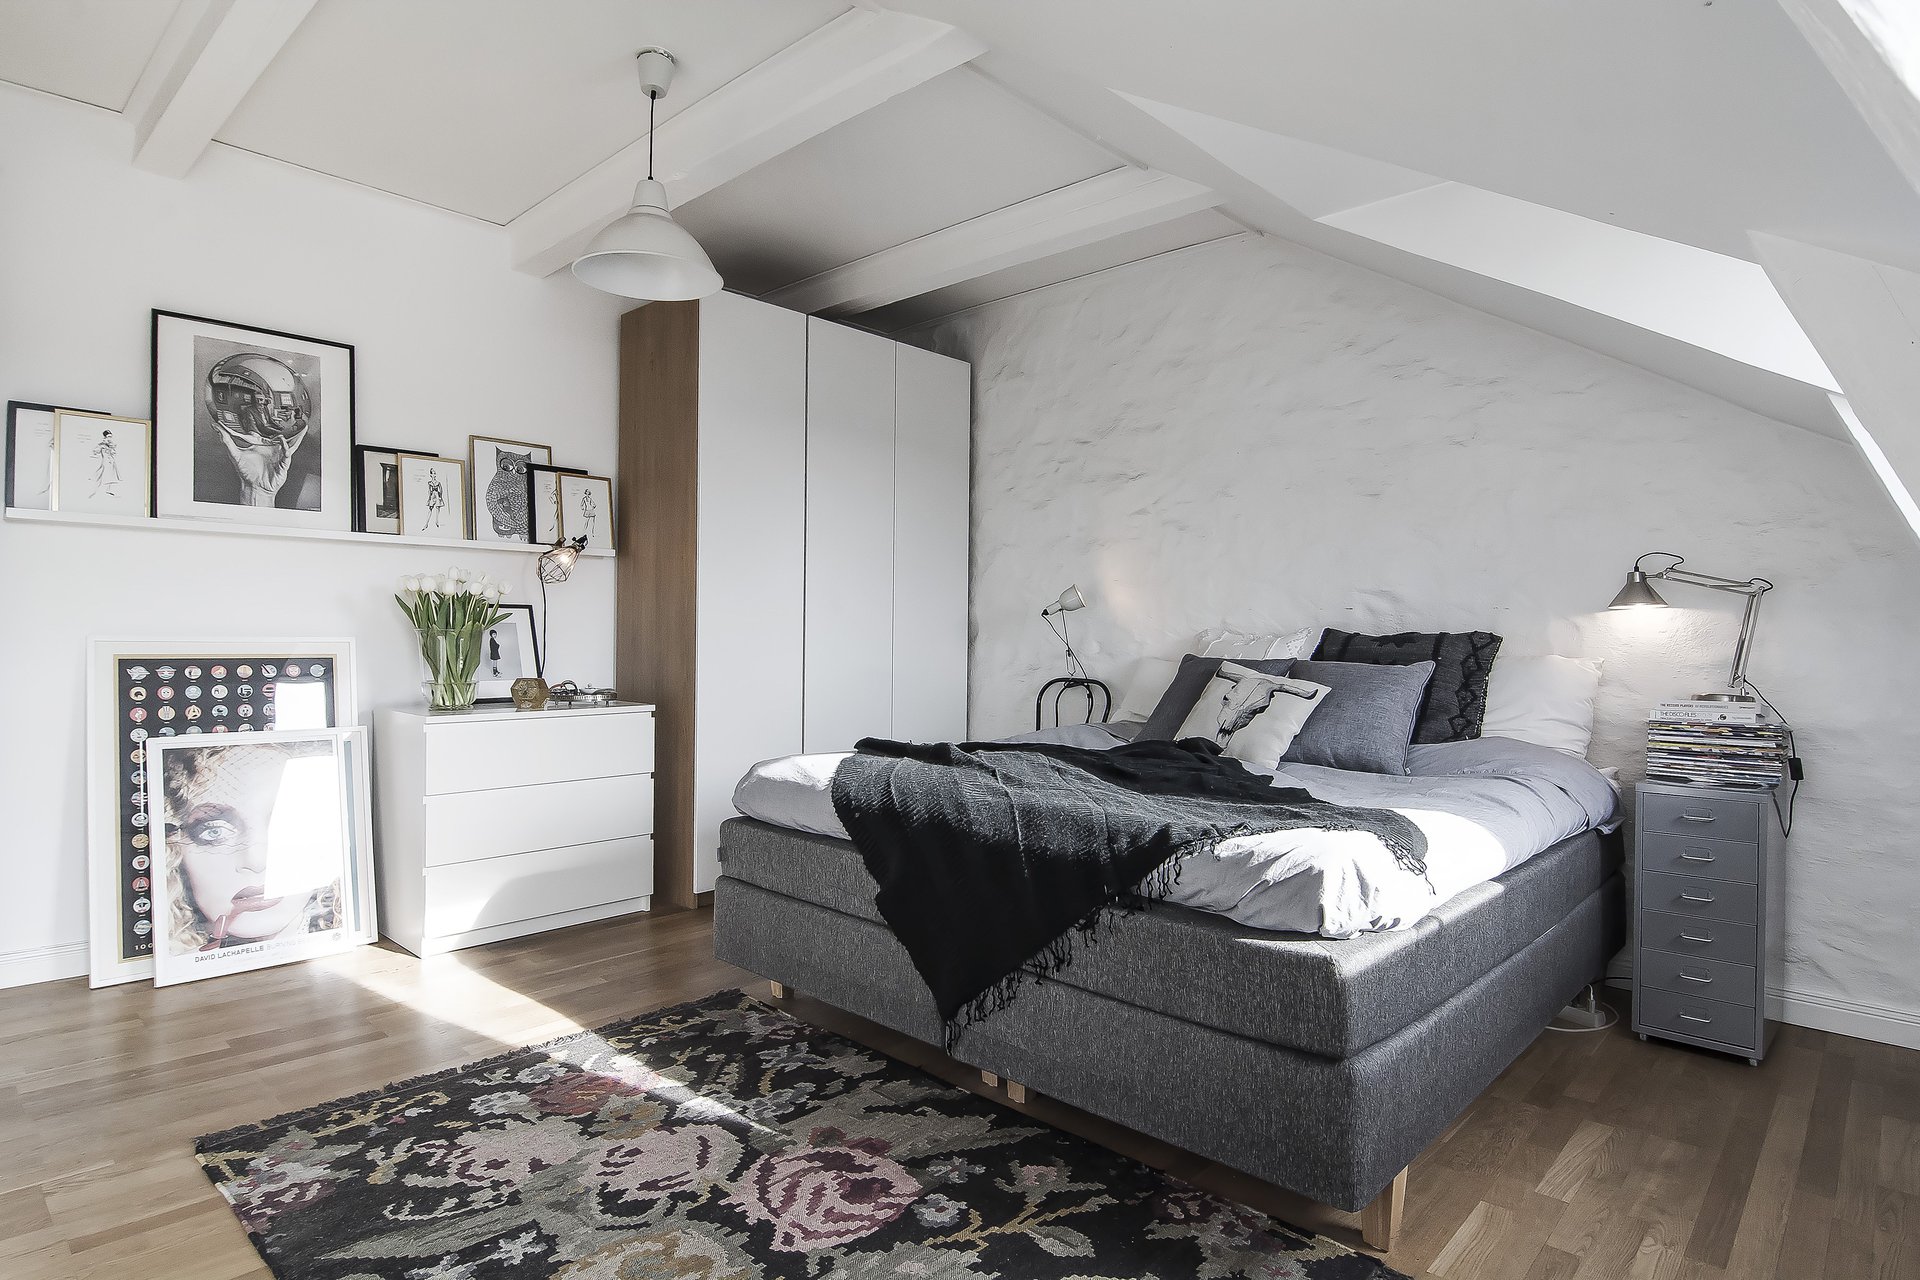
(418, 625, 482, 712)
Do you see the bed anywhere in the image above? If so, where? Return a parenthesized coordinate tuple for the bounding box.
(712, 718, 1624, 1248)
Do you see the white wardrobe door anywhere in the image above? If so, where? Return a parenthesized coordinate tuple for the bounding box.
(892, 344, 970, 742)
(695, 292, 807, 893)
(803, 317, 896, 752)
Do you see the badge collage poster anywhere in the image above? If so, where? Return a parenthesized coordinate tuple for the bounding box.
(115, 655, 337, 964)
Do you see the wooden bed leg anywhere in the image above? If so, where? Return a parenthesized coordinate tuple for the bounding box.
(981, 1070, 1000, 1088)
(1360, 1168, 1407, 1253)
(1005, 1081, 1028, 1105)
(768, 981, 786, 1000)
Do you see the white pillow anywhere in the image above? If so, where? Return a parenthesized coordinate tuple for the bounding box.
(1112, 656, 1179, 723)
(1480, 655, 1603, 756)
(1193, 626, 1318, 660)
(1175, 662, 1331, 767)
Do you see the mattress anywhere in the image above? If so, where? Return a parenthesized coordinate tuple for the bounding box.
(732, 724, 1621, 936)
(718, 815, 1620, 1060)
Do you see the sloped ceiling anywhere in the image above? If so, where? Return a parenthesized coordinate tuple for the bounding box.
(0, 0, 1915, 455)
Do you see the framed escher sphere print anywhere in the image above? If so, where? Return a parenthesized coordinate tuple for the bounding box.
(151, 310, 356, 531)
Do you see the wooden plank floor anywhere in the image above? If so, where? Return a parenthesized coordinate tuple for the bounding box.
(1, 909, 1915, 1279)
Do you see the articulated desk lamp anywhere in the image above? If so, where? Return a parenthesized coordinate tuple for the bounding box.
(1607, 552, 1773, 701)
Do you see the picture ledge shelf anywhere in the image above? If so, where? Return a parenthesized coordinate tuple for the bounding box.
(2, 506, 614, 557)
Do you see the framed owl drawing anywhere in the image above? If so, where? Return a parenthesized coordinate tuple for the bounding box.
(467, 435, 552, 543)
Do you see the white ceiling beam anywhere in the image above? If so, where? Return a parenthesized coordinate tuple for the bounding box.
(765, 167, 1223, 316)
(508, 9, 985, 279)
(124, 0, 317, 178)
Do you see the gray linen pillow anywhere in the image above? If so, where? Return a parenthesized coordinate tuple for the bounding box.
(1280, 659, 1436, 774)
(1136, 654, 1294, 742)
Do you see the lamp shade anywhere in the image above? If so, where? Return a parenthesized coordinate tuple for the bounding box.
(538, 536, 587, 584)
(571, 179, 723, 301)
(1607, 569, 1669, 610)
(1043, 585, 1087, 616)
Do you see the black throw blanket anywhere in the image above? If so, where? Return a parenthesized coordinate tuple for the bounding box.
(831, 736, 1429, 1043)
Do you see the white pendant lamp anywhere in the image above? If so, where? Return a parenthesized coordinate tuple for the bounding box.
(571, 48, 723, 301)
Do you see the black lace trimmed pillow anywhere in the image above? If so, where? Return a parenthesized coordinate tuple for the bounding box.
(1311, 629, 1504, 744)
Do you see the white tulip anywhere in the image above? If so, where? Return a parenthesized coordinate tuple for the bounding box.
(487, 585, 504, 601)
(466, 581, 486, 596)
(396, 575, 413, 593)
(450, 566, 469, 582)
(432, 576, 452, 595)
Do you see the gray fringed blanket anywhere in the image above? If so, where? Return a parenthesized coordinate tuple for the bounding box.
(831, 736, 1429, 1042)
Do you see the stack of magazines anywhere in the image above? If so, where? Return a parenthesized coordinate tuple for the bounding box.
(1646, 700, 1788, 788)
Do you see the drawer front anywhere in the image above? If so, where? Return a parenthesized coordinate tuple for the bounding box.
(425, 775, 654, 866)
(423, 712, 655, 795)
(1639, 870, 1757, 924)
(1637, 986, 1760, 1051)
(1639, 949, 1757, 1009)
(1639, 910, 1756, 966)
(424, 836, 653, 937)
(1640, 832, 1759, 884)
(1639, 791, 1761, 843)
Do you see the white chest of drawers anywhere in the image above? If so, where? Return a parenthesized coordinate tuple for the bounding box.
(374, 702, 656, 956)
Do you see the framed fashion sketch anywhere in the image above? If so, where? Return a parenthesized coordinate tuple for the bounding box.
(7, 400, 105, 510)
(353, 444, 404, 534)
(146, 726, 376, 987)
(51, 411, 152, 517)
(527, 463, 585, 544)
(151, 310, 356, 531)
(85, 638, 356, 987)
(467, 435, 551, 543)
(557, 472, 614, 552)
(395, 453, 466, 540)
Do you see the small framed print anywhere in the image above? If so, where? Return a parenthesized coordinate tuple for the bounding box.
(146, 726, 376, 987)
(52, 412, 153, 517)
(468, 435, 552, 543)
(151, 310, 356, 531)
(528, 463, 586, 544)
(558, 472, 614, 552)
(353, 444, 403, 534)
(477, 604, 540, 698)
(8, 400, 105, 510)
(396, 453, 466, 540)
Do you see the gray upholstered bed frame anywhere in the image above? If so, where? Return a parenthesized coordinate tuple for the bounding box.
(712, 815, 1624, 1251)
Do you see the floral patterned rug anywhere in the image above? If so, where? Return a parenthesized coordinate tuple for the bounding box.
(196, 989, 1406, 1279)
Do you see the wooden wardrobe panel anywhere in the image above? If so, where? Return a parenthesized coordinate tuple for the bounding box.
(617, 301, 699, 910)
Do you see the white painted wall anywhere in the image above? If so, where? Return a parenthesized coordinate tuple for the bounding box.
(0, 85, 627, 986)
(928, 233, 1920, 1046)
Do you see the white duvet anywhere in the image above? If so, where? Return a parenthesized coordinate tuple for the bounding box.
(730, 724, 1620, 937)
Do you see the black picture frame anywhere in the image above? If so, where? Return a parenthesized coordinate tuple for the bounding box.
(150, 309, 357, 529)
(352, 443, 405, 534)
(7, 399, 106, 510)
(526, 462, 588, 544)
(474, 603, 541, 702)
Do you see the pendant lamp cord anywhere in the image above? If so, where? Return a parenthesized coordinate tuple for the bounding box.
(647, 90, 656, 181)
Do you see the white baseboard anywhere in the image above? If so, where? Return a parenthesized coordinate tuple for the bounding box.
(1768, 986, 1920, 1051)
(0, 941, 88, 989)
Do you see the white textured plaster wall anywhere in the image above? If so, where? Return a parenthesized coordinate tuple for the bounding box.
(928, 233, 1920, 1024)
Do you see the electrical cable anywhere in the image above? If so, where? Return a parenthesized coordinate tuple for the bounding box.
(1743, 679, 1799, 837)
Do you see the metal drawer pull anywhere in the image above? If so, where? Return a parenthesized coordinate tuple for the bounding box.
(1678, 1012, 1712, 1024)
(1678, 851, 1716, 863)
(1679, 972, 1713, 983)
(1678, 812, 1717, 823)
(1680, 891, 1716, 904)
(1679, 931, 1715, 944)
